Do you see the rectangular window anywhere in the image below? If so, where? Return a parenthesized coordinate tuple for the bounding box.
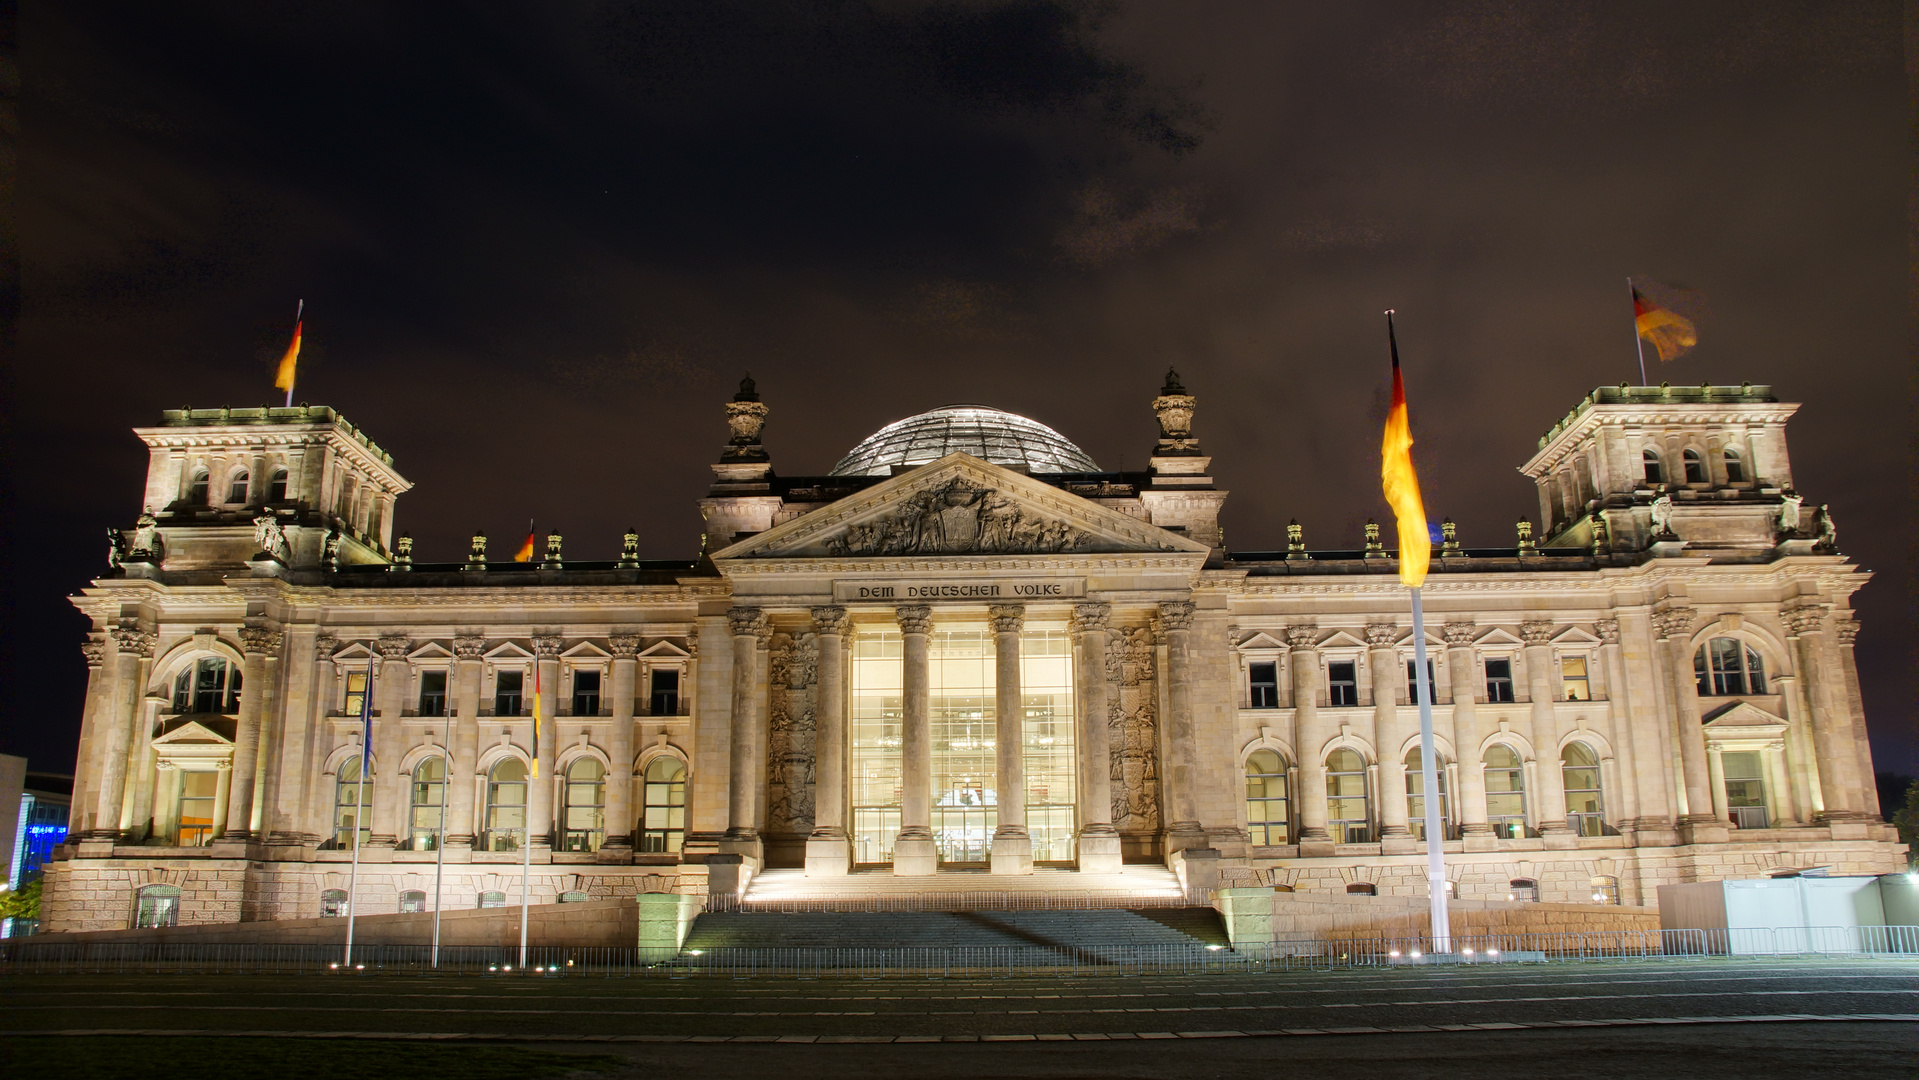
(176, 770, 220, 847)
(1249, 661, 1279, 708)
(1560, 656, 1590, 701)
(571, 669, 602, 716)
(648, 669, 680, 716)
(1327, 661, 1358, 706)
(1406, 659, 1436, 705)
(343, 670, 369, 717)
(850, 631, 904, 866)
(418, 670, 447, 717)
(1484, 658, 1516, 703)
(494, 670, 524, 717)
(1723, 750, 1768, 829)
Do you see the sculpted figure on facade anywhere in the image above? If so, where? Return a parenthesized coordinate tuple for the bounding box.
(823, 478, 1094, 556)
(1777, 490, 1803, 535)
(129, 511, 162, 561)
(252, 513, 290, 563)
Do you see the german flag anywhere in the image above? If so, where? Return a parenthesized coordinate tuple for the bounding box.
(274, 300, 303, 404)
(1633, 286, 1698, 363)
(513, 522, 537, 562)
(1381, 311, 1430, 589)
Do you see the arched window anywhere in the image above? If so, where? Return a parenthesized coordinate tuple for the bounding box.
(482, 758, 528, 851)
(1345, 882, 1377, 896)
(330, 757, 372, 849)
(1508, 878, 1540, 903)
(1590, 875, 1620, 905)
(1484, 745, 1527, 839)
(1325, 748, 1371, 844)
(408, 757, 445, 851)
(172, 657, 242, 714)
(561, 758, 606, 852)
(134, 884, 182, 928)
(1404, 747, 1450, 841)
(1722, 447, 1745, 483)
(226, 470, 250, 504)
(175, 770, 219, 847)
(266, 468, 289, 503)
(640, 757, 687, 854)
(1695, 638, 1766, 697)
(1244, 750, 1290, 845)
(1682, 448, 1707, 484)
(1562, 743, 1605, 836)
(320, 888, 349, 917)
(477, 890, 507, 909)
(187, 469, 211, 506)
(399, 889, 427, 913)
(1641, 448, 1664, 485)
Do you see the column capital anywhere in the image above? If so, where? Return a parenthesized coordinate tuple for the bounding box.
(241, 625, 284, 657)
(1833, 615, 1858, 646)
(811, 606, 850, 636)
(155, 759, 178, 771)
(1651, 607, 1696, 640)
(1781, 601, 1827, 636)
(1441, 621, 1477, 646)
(532, 634, 564, 659)
(1364, 622, 1398, 648)
(1283, 623, 1319, 649)
(375, 634, 412, 660)
(987, 604, 1025, 634)
(1520, 620, 1555, 645)
(1070, 602, 1111, 635)
(314, 633, 342, 660)
(895, 604, 933, 636)
(1594, 619, 1620, 643)
(453, 634, 486, 660)
(80, 638, 107, 668)
(608, 634, 642, 658)
(1156, 600, 1196, 632)
(727, 606, 768, 639)
(214, 759, 234, 772)
(111, 623, 156, 657)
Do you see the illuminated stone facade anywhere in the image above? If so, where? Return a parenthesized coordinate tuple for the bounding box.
(40, 375, 1903, 931)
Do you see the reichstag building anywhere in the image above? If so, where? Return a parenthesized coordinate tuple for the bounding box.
(42, 372, 1903, 930)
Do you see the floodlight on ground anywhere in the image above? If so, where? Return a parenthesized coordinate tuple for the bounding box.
(1410, 950, 1422, 958)
(688, 949, 704, 956)
(1461, 948, 1474, 955)
(1389, 950, 1401, 958)
(1206, 944, 1223, 951)
(1487, 949, 1499, 956)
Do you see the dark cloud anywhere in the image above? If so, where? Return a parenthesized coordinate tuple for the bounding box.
(5, 2, 1909, 783)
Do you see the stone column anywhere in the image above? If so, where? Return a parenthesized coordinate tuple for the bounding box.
(248, 637, 286, 839)
(1158, 601, 1208, 851)
(1767, 740, 1799, 827)
(446, 636, 484, 849)
(1072, 602, 1122, 874)
(209, 761, 233, 839)
(987, 604, 1031, 874)
(1833, 616, 1879, 819)
(892, 605, 937, 875)
(1288, 626, 1331, 853)
(1654, 608, 1723, 838)
(603, 635, 641, 860)
(367, 635, 411, 848)
(1784, 605, 1857, 822)
(91, 624, 154, 842)
(126, 697, 162, 842)
(1772, 673, 1817, 823)
(1593, 620, 1643, 827)
(806, 607, 852, 876)
(1706, 743, 1730, 822)
(1443, 623, 1492, 847)
(69, 639, 109, 836)
(722, 608, 769, 858)
(1368, 624, 1411, 843)
(1521, 622, 1572, 840)
(531, 636, 562, 853)
(153, 762, 181, 844)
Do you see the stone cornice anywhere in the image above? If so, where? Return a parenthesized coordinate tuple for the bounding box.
(718, 553, 1206, 575)
(1521, 400, 1801, 477)
(134, 422, 413, 493)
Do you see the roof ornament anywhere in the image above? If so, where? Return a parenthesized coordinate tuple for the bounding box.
(1161, 367, 1185, 395)
(734, 374, 759, 403)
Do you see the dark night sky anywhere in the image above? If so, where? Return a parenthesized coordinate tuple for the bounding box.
(4, 3, 1911, 782)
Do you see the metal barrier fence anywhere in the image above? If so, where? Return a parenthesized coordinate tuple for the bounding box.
(706, 888, 1216, 913)
(1, 925, 1912, 979)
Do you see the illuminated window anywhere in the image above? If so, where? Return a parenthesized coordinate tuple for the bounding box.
(175, 770, 219, 847)
(408, 756, 445, 850)
(1484, 745, 1527, 838)
(1683, 448, 1707, 484)
(1641, 448, 1664, 485)
(343, 670, 369, 717)
(1508, 877, 1540, 902)
(173, 657, 242, 714)
(266, 468, 289, 502)
(1327, 661, 1358, 706)
(1722, 447, 1745, 483)
(134, 885, 181, 928)
(561, 757, 606, 852)
(1723, 751, 1768, 829)
(571, 670, 601, 716)
(477, 891, 506, 909)
(494, 670, 524, 716)
(640, 757, 687, 854)
(1695, 639, 1766, 697)
(1560, 656, 1590, 701)
(1562, 743, 1604, 836)
(1249, 662, 1279, 708)
(320, 889, 349, 917)
(1590, 875, 1620, 905)
(1484, 658, 1516, 703)
(482, 758, 527, 851)
(1326, 748, 1371, 843)
(648, 669, 680, 716)
(1244, 750, 1290, 845)
(1404, 747, 1450, 841)
(399, 890, 427, 913)
(558, 891, 589, 903)
(330, 757, 372, 849)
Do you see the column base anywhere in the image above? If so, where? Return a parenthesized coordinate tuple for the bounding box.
(1296, 828, 1336, 859)
(1163, 822, 1208, 856)
(718, 834, 764, 866)
(1461, 827, 1500, 853)
(1677, 817, 1731, 845)
(1075, 829, 1123, 875)
(892, 837, 937, 876)
(990, 832, 1033, 875)
(1380, 835, 1421, 855)
(805, 835, 852, 877)
(596, 840, 635, 865)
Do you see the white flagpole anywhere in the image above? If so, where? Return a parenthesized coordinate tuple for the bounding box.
(519, 663, 537, 970)
(431, 702, 449, 968)
(1628, 278, 1647, 386)
(1410, 587, 1450, 952)
(284, 299, 302, 409)
(343, 657, 375, 968)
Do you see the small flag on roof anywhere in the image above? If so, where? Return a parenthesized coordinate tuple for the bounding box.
(1632, 284, 1698, 364)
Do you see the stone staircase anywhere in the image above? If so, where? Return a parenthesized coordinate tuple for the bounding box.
(730, 864, 1202, 911)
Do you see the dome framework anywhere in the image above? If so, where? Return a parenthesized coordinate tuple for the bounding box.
(828, 405, 1100, 477)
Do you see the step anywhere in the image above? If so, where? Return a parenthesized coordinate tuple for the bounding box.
(680, 908, 1231, 957)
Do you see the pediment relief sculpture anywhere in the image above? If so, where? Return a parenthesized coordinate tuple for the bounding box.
(822, 477, 1094, 557)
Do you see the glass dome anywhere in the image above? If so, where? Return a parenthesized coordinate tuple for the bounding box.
(829, 405, 1100, 477)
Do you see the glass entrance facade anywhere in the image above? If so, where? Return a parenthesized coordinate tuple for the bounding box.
(847, 623, 1077, 867)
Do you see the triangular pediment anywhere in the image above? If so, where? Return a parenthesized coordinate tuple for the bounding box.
(1237, 631, 1287, 651)
(154, 717, 235, 745)
(562, 641, 611, 660)
(1474, 628, 1526, 648)
(714, 453, 1209, 561)
(1702, 700, 1787, 731)
(1317, 630, 1367, 650)
(638, 640, 690, 659)
(408, 642, 453, 660)
(1551, 627, 1603, 647)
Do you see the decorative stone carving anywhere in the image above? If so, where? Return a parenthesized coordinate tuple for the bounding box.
(1813, 504, 1837, 551)
(1363, 520, 1385, 556)
(532, 635, 564, 659)
(811, 606, 850, 636)
(106, 527, 127, 571)
(1595, 619, 1620, 643)
(249, 513, 289, 563)
(1515, 516, 1535, 553)
(81, 639, 107, 668)
(766, 629, 819, 836)
(1108, 622, 1162, 834)
(1590, 513, 1609, 554)
(377, 635, 412, 660)
(315, 634, 341, 660)
(1283, 624, 1319, 649)
(321, 528, 342, 570)
(1781, 604, 1826, 636)
(822, 477, 1094, 557)
(608, 635, 641, 658)
(727, 607, 768, 641)
(392, 534, 413, 570)
(1520, 621, 1554, 645)
(1070, 602, 1110, 636)
(111, 624, 156, 657)
(1776, 491, 1802, 535)
(1157, 601, 1196, 632)
(1365, 623, 1398, 648)
(619, 529, 640, 569)
(1151, 368, 1199, 456)
(467, 531, 488, 570)
(452, 635, 485, 660)
(894, 605, 933, 636)
(1651, 607, 1696, 640)
(725, 377, 769, 447)
(1440, 517, 1461, 554)
(241, 626, 283, 657)
(541, 531, 563, 570)
(1649, 495, 1675, 537)
(1833, 616, 1859, 646)
(986, 604, 1024, 635)
(129, 512, 162, 561)
(1441, 622, 1477, 646)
